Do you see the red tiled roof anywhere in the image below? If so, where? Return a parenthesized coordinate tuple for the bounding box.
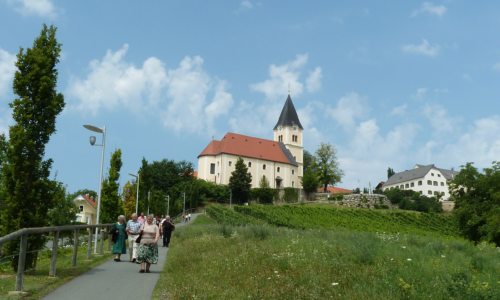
(198, 132, 296, 165)
(193, 170, 198, 178)
(82, 194, 97, 208)
(317, 186, 352, 194)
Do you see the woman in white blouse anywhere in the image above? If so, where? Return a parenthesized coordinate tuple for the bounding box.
(136, 214, 160, 273)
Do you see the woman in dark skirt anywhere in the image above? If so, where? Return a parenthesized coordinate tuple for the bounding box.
(111, 215, 127, 261)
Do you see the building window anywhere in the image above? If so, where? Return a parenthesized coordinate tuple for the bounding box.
(292, 169, 294, 175)
(79, 205, 84, 212)
(431, 173, 434, 176)
(263, 164, 266, 170)
(427, 180, 432, 185)
(292, 135, 298, 142)
(400, 184, 404, 189)
(433, 181, 438, 186)
(277, 167, 280, 173)
(437, 174, 441, 177)
(419, 191, 423, 194)
(440, 182, 444, 186)
(418, 180, 422, 186)
(405, 183, 409, 188)
(428, 190, 432, 195)
(278, 135, 283, 142)
(248, 162, 252, 168)
(210, 163, 215, 174)
(410, 182, 414, 187)
(229, 161, 232, 166)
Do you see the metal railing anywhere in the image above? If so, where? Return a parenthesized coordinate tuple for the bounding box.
(0, 223, 113, 293)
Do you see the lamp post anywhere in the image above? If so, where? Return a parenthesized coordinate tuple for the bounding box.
(166, 195, 170, 216)
(83, 124, 106, 254)
(129, 173, 140, 215)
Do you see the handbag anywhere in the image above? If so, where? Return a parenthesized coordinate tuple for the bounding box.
(135, 231, 143, 243)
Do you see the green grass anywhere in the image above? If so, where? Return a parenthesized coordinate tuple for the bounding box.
(0, 245, 112, 299)
(213, 204, 459, 237)
(153, 211, 499, 299)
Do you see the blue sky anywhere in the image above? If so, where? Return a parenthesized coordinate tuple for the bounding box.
(1, 0, 499, 193)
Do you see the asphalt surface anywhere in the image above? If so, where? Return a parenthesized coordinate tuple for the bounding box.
(42, 216, 196, 300)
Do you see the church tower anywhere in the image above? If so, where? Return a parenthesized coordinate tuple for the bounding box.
(273, 94, 304, 179)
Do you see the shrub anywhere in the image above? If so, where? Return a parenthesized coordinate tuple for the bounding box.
(283, 188, 299, 203)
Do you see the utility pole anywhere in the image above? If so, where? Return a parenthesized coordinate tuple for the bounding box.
(147, 190, 151, 215)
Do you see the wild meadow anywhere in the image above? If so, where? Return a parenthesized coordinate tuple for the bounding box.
(153, 206, 499, 299)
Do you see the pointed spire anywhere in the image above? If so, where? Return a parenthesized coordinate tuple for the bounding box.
(274, 94, 303, 130)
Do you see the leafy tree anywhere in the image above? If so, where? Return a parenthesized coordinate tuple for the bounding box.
(303, 150, 314, 172)
(47, 182, 78, 226)
(122, 181, 137, 218)
(301, 168, 319, 199)
(384, 188, 442, 213)
(252, 175, 275, 204)
(450, 162, 500, 246)
(228, 157, 252, 204)
(387, 167, 395, 179)
(315, 143, 343, 192)
(0, 25, 65, 271)
(100, 149, 124, 223)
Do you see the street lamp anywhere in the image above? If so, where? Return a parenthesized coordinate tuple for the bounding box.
(83, 124, 106, 255)
(129, 173, 140, 215)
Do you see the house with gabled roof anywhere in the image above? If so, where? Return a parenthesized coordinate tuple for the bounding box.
(73, 194, 97, 224)
(382, 164, 458, 200)
(197, 94, 303, 189)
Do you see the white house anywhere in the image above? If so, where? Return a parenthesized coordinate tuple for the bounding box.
(382, 164, 458, 200)
(73, 194, 97, 224)
(197, 94, 303, 189)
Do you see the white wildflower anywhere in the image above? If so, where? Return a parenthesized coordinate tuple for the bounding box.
(332, 282, 339, 286)
(407, 258, 412, 261)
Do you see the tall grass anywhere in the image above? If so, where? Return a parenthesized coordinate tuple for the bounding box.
(153, 214, 499, 299)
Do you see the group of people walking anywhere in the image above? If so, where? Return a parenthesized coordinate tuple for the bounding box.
(110, 213, 176, 273)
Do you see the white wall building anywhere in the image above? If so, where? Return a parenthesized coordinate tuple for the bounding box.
(197, 94, 303, 189)
(382, 164, 458, 200)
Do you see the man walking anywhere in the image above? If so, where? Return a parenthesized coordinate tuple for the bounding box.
(126, 213, 141, 262)
(161, 216, 175, 247)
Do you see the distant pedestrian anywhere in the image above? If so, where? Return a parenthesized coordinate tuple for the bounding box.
(111, 215, 127, 262)
(161, 216, 175, 247)
(138, 212, 145, 225)
(137, 214, 160, 273)
(188, 213, 192, 221)
(126, 213, 141, 263)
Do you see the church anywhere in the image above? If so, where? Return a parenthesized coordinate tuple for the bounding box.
(197, 94, 304, 189)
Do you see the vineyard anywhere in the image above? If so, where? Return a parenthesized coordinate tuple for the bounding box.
(207, 204, 459, 237)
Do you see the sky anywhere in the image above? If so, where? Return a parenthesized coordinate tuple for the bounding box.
(0, 0, 499, 193)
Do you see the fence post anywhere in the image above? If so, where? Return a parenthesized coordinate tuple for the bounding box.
(99, 228, 104, 255)
(49, 231, 59, 277)
(107, 230, 111, 252)
(15, 234, 28, 292)
(72, 230, 79, 267)
(87, 228, 92, 259)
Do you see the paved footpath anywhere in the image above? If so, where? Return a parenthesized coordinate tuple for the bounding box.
(43, 215, 197, 300)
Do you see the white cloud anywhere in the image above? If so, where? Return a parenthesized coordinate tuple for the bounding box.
(422, 103, 455, 134)
(412, 2, 447, 17)
(306, 67, 322, 92)
(251, 54, 316, 101)
(493, 62, 500, 71)
(391, 104, 407, 116)
(327, 92, 368, 130)
(68, 44, 168, 115)
(68, 45, 234, 135)
(240, 0, 253, 10)
(7, 0, 57, 18)
(402, 39, 440, 57)
(0, 48, 16, 98)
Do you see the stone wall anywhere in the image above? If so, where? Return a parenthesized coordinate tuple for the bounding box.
(332, 194, 394, 209)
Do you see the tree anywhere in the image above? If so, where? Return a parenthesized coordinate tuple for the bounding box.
(315, 143, 343, 192)
(387, 167, 395, 179)
(303, 150, 314, 172)
(228, 157, 252, 204)
(100, 149, 124, 223)
(301, 168, 319, 199)
(47, 182, 78, 226)
(0, 25, 65, 271)
(252, 175, 274, 204)
(122, 181, 137, 218)
(451, 162, 500, 246)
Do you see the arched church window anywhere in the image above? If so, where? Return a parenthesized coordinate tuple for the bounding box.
(277, 167, 280, 173)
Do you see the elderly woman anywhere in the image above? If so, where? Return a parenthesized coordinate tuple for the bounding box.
(137, 214, 160, 273)
(111, 215, 127, 262)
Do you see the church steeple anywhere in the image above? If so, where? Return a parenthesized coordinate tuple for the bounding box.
(274, 94, 303, 130)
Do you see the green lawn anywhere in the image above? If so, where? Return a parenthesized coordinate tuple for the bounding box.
(0, 245, 112, 299)
(153, 208, 499, 299)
